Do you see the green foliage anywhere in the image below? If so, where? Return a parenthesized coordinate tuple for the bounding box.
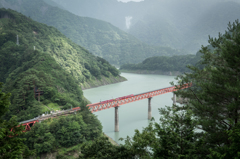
(0, 83, 34, 158)
(50, 115, 87, 147)
(209, 123, 240, 159)
(24, 112, 103, 155)
(171, 20, 240, 157)
(0, 83, 10, 117)
(23, 122, 56, 154)
(119, 106, 205, 159)
(79, 136, 134, 159)
(0, 117, 33, 159)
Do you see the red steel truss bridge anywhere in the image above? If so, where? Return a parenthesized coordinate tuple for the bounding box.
(87, 83, 191, 132)
(17, 84, 191, 132)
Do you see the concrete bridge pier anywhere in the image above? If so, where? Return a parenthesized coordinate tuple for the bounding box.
(148, 97, 152, 120)
(115, 106, 119, 132)
(173, 93, 176, 105)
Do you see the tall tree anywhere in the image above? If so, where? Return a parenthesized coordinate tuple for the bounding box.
(118, 106, 207, 158)
(172, 20, 240, 156)
(0, 82, 33, 158)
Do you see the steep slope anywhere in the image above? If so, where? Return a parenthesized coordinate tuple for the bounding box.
(0, 8, 124, 121)
(0, 0, 187, 65)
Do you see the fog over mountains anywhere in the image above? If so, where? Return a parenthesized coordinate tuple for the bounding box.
(51, 0, 240, 53)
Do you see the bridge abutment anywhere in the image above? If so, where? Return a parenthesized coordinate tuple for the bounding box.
(115, 106, 119, 132)
(148, 97, 152, 120)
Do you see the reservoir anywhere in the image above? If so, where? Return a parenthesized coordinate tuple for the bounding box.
(83, 73, 176, 144)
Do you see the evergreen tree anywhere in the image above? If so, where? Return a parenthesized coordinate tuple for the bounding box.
(172, 20, 240, 156)
(0, 82, 33, 158)
(119, 106, 205, 159)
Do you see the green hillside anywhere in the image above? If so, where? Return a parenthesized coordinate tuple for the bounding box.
(0, 8, 124, 121)
(0, 0, 188, 65)
(120, 53, 202, 75)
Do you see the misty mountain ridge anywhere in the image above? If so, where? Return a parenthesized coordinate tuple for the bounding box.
(52, 0, 240, 53)
(128, 1, 240, 53)
(0, 0, 188, 65)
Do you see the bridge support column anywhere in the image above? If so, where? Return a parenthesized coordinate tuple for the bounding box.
(115, 106, 119, 132)
(148, 98, 152, 120)
(173, 93, 176, 105)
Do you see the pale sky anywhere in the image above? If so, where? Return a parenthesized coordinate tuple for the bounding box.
(117, 0, 144, 3)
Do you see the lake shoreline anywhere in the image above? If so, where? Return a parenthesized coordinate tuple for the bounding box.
(104, 133, 119, 146)
(81, 75, 127, 90)
(120, 69, 182, 76)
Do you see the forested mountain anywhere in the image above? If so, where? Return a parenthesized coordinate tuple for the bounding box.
(120, 52, 203, 75)
(0, 0, 187, 65)
(53, 0, 240, 53)
(0, 8, 124, 121)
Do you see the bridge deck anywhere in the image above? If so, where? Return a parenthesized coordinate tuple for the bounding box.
(87, 84, 191, 113)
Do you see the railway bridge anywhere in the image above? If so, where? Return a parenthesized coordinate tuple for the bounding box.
(87, 83, 191, 132)
(19, 84, 191, 132)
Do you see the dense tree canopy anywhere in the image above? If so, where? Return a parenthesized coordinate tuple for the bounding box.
(24, 112, 102, 155)
(79, 136, 134, 159)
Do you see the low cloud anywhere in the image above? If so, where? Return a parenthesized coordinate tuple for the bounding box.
(125, 16, 133, 29)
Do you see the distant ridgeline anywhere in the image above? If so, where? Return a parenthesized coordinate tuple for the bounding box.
(120, 53, 203, 75)
(0, 0, 188, 65)
(0, 8, 125, 121)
